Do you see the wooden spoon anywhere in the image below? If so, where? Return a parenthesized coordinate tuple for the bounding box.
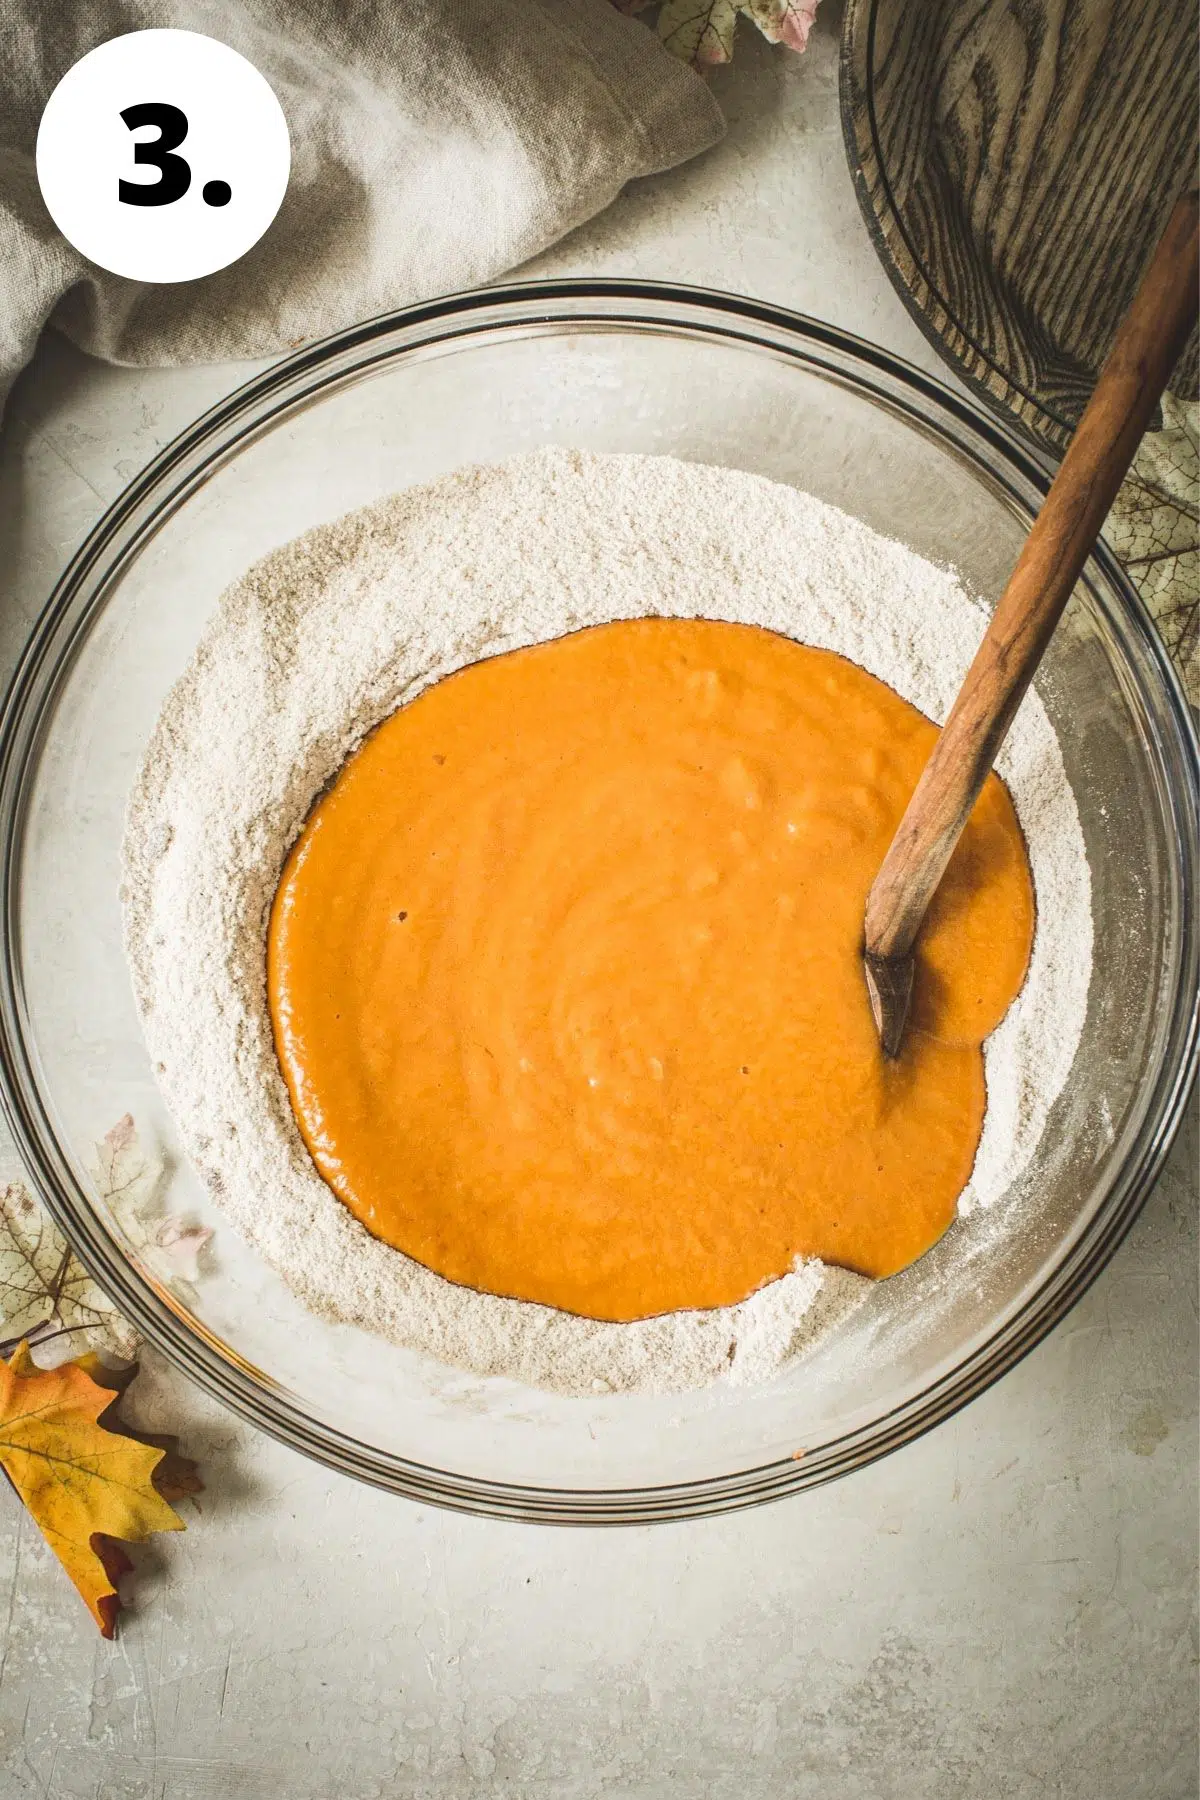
(863, 187, 1199, 1058)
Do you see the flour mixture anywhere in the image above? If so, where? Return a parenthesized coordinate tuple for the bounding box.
(122, 450, 1092, 1395)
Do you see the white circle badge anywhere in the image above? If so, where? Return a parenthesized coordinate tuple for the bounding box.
(36, 29, 290, 283)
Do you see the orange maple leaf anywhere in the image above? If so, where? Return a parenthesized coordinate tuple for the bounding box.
(0, 1343, 199, 1636)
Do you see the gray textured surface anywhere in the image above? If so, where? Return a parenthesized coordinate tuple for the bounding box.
(0, 13, 1196, 1797)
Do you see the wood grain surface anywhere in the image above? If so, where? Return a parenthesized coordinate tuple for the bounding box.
(841, 0, 1199, 452)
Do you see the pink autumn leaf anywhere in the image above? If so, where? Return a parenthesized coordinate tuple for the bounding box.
(101, 1112, 136, 1162)
(95, 1116, 214, 1292)
(616, 0, 818, 64)
(151, 1219, 213, 1284)
(743, 0, 819, 52)
(96, 1113, 151, 1211)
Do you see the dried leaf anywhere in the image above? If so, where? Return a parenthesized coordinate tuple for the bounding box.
(95, 1112, 152, 1213)
(0, 1342, 196, 1636)
(0, 1181, 136, 1361)
(1107, 396, 1199, 702)
(619, 0, 818, 65)
(77, 1355, 204, 1506)
(0, 1117, 213, 1364)
(151, 1217, 213, 1282)
(742, 0, 818, 51)
(95, 1114, 213, 1292)
(657, 0, 739, 65)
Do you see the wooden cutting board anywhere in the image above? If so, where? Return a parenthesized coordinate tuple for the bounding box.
(840, 0, 1198, 453)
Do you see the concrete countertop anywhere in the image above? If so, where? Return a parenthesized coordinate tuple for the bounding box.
(0, 14, 1195, 1798)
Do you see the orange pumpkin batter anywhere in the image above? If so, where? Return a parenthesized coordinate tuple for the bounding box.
(268, 619, 1034, 1322)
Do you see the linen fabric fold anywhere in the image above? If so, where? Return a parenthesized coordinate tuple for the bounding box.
(0, 0, 723, 410)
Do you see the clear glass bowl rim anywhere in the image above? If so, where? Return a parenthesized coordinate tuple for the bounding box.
(0, 279, 1195, 1522)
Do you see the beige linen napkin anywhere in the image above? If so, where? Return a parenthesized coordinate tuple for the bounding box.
(0, 0, 723, 411)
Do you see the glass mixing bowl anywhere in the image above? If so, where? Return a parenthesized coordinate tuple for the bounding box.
(1, 284, 1195, 1520)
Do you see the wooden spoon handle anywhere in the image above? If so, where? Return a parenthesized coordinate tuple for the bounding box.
(865, 187, 1199, 967)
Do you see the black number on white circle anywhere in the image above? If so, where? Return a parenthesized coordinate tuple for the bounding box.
(118, 104, 233, 208)
(119, 102, 191, 206)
